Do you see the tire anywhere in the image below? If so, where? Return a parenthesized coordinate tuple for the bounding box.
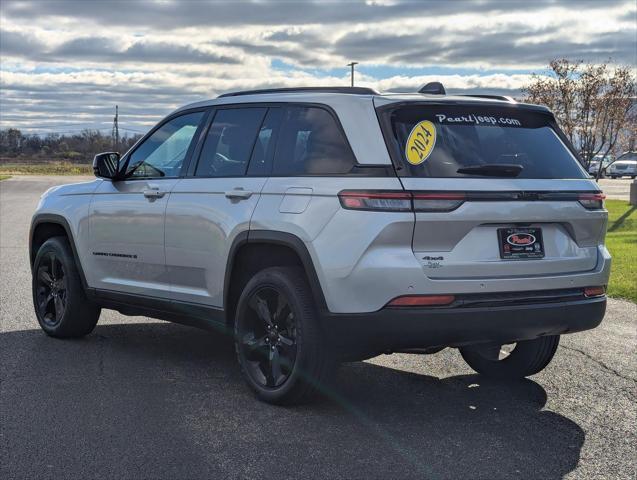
(32, 236, 100, 338)
(459, 335, 559, 380)
(234, 267, 333, 405)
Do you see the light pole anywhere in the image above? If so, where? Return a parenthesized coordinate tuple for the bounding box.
(347, 62, 358, 87)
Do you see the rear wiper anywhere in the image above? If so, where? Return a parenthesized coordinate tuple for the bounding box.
(457, 164, 523, 177)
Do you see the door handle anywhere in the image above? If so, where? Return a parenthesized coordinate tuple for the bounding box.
(225, 188, 253, 200)
(143, 186, 166, 199)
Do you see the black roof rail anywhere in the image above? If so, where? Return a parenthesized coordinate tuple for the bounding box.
(458, 94, 516, 102)
(218, 86, 379, 98)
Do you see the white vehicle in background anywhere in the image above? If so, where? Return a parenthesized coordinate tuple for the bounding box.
(587, 154, 614, 177)
(608, 152, 637, 179)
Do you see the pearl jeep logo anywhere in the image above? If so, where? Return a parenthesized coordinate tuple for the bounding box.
(506, 233, 536, 246)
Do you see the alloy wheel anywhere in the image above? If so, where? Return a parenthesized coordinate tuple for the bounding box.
(238, 286, 298, 388)
(35, 252, 67, 327)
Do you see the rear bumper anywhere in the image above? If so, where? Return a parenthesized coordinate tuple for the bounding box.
(323, 296, 606, 358)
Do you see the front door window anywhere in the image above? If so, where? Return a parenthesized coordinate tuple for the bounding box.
(126, 111, 205, 178)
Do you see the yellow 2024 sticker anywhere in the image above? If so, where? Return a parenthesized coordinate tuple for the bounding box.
(405, 120, 436, 165)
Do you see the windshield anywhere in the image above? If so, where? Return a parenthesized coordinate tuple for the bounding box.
(381, 104, 588, 179)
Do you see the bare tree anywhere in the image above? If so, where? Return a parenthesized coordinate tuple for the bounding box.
(523, 59, 636, 178)
(613, 106, 637, 157)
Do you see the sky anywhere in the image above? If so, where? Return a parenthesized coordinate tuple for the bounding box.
(1, 0, 635, 136)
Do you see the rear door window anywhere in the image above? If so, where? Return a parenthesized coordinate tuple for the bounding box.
(272, 106, 356, 175)
(195, 107, 267, 177)
(382, 105, 588, 179)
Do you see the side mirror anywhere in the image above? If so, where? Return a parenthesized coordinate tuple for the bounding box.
(93, 152, 121, 179)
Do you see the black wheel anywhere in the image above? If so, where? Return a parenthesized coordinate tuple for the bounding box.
(459, 335, 559, 380)
(234, 267, 333, 405)
(32, 237, 100, 338)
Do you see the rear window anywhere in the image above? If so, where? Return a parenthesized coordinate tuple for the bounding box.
(382, 105, 587, 179)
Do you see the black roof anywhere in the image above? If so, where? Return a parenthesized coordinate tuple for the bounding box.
(218, 86, 379, 98)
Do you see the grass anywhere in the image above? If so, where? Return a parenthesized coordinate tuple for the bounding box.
(0, 162, 92, 176)
(605, 199, 636, 302)
(0, 175, 11, 181)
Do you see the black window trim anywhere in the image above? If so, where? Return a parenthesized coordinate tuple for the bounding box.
(118, 107, 211, 181)
(246, 106, 284, 178)
(184, 101, 394, 179)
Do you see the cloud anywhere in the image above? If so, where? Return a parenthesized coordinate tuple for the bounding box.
(334, 31, 447, 62)
(0, 0, 634, 132)
(0, 29, 48, 57)
(11, 35, 242, 65)
(1, 0, 630, 28)
(122, 41, 239, 64)
(390, 30, 637, 67)
(50, 37, 120, 59)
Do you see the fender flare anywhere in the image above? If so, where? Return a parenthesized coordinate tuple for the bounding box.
(223, 230, 328, 315)
(30, 213, 89, 290)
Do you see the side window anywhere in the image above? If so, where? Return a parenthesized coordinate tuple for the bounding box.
(272, 106, 356, 175)
(195, 108, 267, 177)
(247, 108, 283, 176)
(127, 111, 204, 178)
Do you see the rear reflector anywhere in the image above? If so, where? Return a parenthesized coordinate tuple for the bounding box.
(578, 193, 605, 210)
(387, 295, 456, 307)
(584, 286, 606, 297)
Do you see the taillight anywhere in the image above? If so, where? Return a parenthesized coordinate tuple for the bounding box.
(412, 192, 466, 212)
(387, 295, 456, 307)
(584, 286, 605, 297)
(338, 190, 412, 211)
(338, 190, 465, 212)
(578, 193, 605, 210)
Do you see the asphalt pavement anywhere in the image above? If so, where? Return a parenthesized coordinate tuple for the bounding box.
(1, 176, 635, 480)
(598, 178, 633, 200)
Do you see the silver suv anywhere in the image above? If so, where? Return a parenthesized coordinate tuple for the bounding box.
(30, 85, 610, 404)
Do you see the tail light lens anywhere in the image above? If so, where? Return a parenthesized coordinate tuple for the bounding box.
(387, 295, 456, 307)
(412, 192, 466, 212)
(578, 193, 605, 210)
(338, 190, 465, 212)
(338, 190, 412, 211)
(338, 190, 604, 211)
(584, 286, 605, 297)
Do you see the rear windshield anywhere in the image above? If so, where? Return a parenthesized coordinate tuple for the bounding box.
(382, 105, 587, 179)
